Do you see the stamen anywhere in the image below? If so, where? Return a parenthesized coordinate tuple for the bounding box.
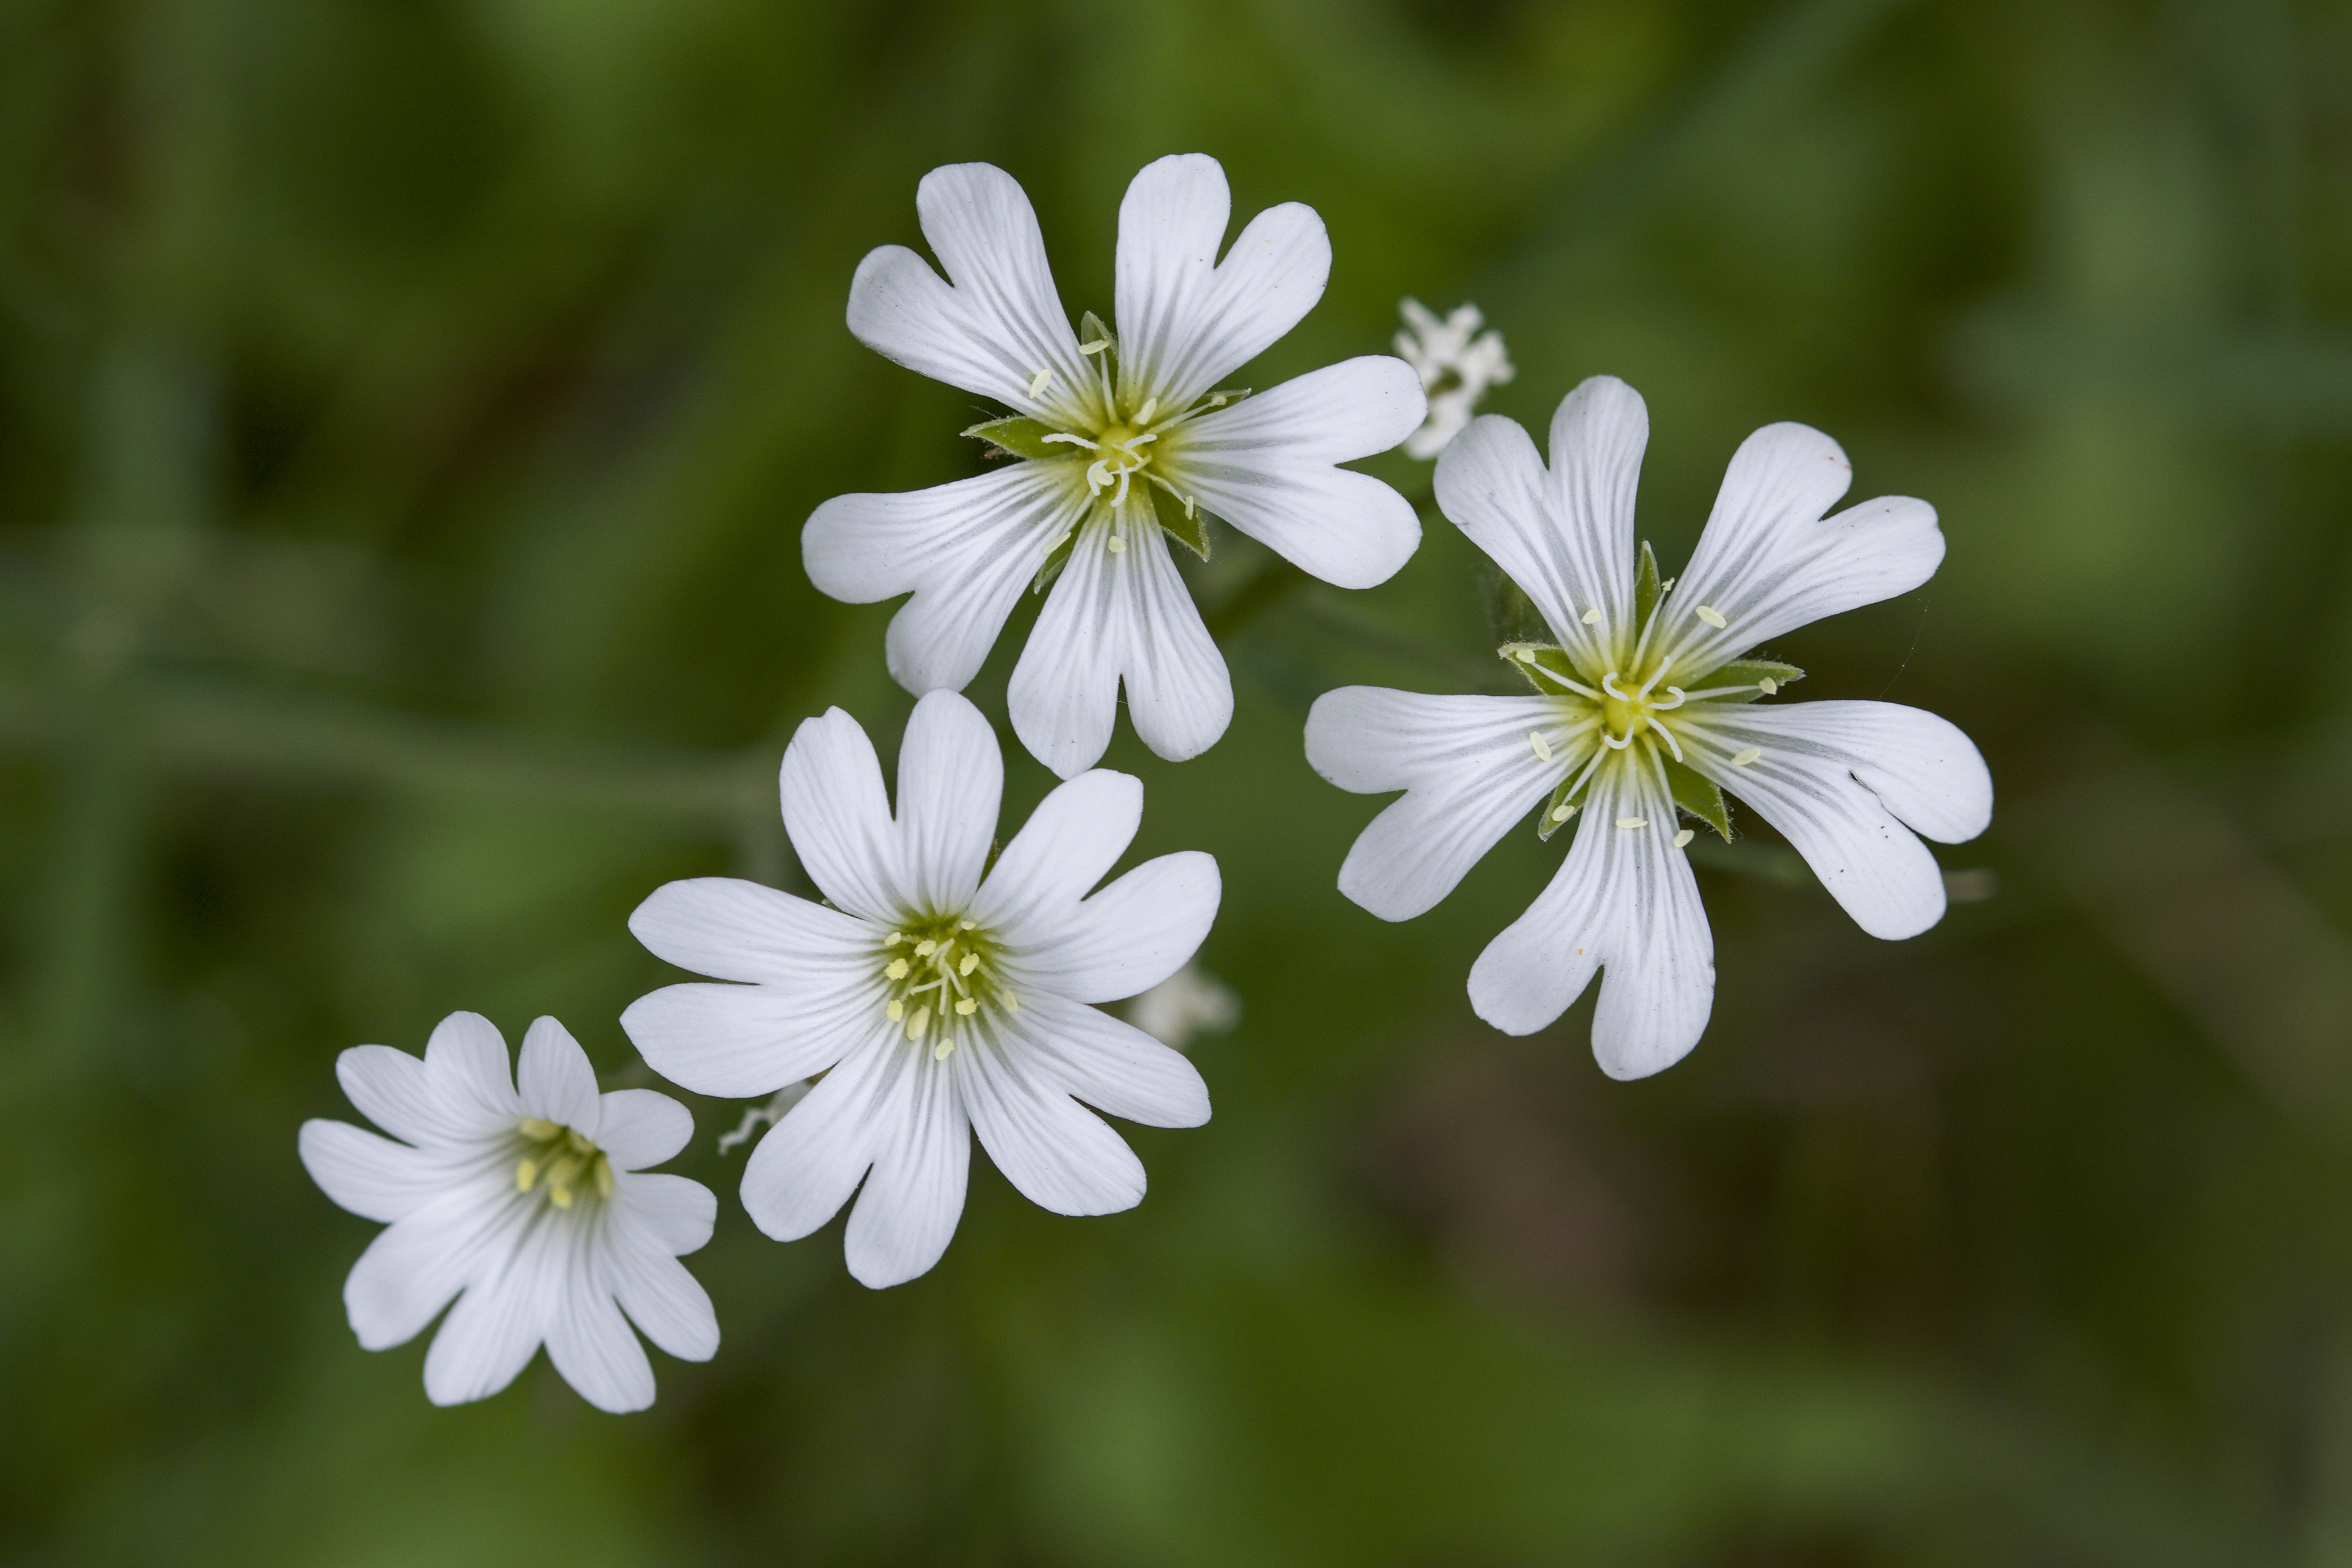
(1136, 396, 1158, 424)
(1528, 730, 1553, 763)
(1108, 532, 1127, 554)
(1616, 817, 1647, 830)
(960, 919, 976, 930)
(1551, 801, 1576, 822)
(885, 958, 910, 980)
(1730, 746, 1763, 767)
(1028, 368, 1052, 398)
(1695, 605, 1728, 629)
(1581, 608, 1602, 625)
(1758, 677, 1778, 694)
(1004, 992, 1019, 1013)
(1079, 338, 1111, 356)
(1514, 648, 1538, 664)
(595, 1160, 614, 1199)
(519, 1118, 560, 1140)
(932, 1040, 956, 1061)
(1085, 458, 1111, 492)
(887, 1000, 904, 1022)
(914, 939, 938, 957)
(1645, 716, 1684, 761)
(955, 997, 978, 1015)
(1661, 576, 1676, 592)
(516, 1159, 537, 1193)
(1673, 828, 1695, 848)
(884, 932, 904, 945)
(958, 953, 979, 976)
(1040, 529, 1071, 558)
(906, 1005, 931, 1041)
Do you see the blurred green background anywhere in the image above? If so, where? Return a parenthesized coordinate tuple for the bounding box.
(6, 0, 2351, 1561)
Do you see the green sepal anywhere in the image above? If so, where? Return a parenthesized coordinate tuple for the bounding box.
(1695, 658, 1804, 702)
(1146, 484, 1212, 561)
(1666, 757, 1733, 842)
(962, 415, 1063, 461)
(1078, 310, 1118, 360)
(1497, 641, 1589, 698)
(1536, 770, 1592, 842)
(1485, 567, 1552, 646)
(1031, 522, 1079, 594)
(1633, 540, 1663, 637)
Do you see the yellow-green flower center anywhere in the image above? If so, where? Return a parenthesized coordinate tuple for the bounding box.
(513, 1118, 611, 1210)
(879, 914, 1013, 1062)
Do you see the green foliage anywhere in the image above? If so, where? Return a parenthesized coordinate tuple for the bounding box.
(3, 0, 2349, 1565)
(963, 415, 1065, 461)
(1666, 757, 1735, 842)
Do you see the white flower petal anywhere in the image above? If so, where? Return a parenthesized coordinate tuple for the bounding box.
(1305, 688, 1563, 921)
(343, 1186, 502, 1351)
(960, 1024, 1147, 1216)
(1112, 153, 1330, 411)
(1010, 515, 1230, 777)
(738, 1023, 904, 1242)
(803, 462, 1090, 694)
(1173, 357, 1425, 589)
(518, 1016, 601, 1135)
(1434, 395, 1644, 671)
(844, 163, 1093, 419)
(337, 1030, 512, 1149)
(842, 1048, 970, 1289)
(606, 1236, 720, 1363)
(299, 1119, 446, 1224)
(1469, 767, 1715, 1079)
(1009, 991, 1210, 1128)
(780, 707, 905, 921)
(628, 876, 877, 986)
(1655, 422, 1942, 672)
(893, 690, 1002, 913)
(545, 1282, 656, 1414)
(594, 1089, 693, 1172)
(622, 976, 877, 1100)
(422, 1267, 548, 1407)
(617, 1171, 717, 1256)
(1007, 850, 1219, 1005)
(969, 769, 1142, 936)
(1681, 705, 1966, 941)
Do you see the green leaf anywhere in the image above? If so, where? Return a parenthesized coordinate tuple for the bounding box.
(1666, 757, 1733, 842)
(1694, 659, 1804, 702)
(1497, 642, 1588, 698)
(1633, 540, 1663, 637)
(1536, 770, 1591, 842)
(1031, 520, 1079, 594)
(1485, 567, 1552, 645)
(1078, 310, 1117, 360)
(962, 415, 1063, 461)
(1147, 484, 1211, 561)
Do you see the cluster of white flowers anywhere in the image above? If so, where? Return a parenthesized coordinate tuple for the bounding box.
(300, 153, 1987, 1415)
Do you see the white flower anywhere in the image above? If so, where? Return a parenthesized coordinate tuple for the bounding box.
(1123, 961, 1241, 1049)
(621, 690, 1219, 1288)
(805, 154, 1427, 779)
(1394, 299, 1515, 459)
(297, 1013, 719, 1413)
(1306, 376, 1991, 1079)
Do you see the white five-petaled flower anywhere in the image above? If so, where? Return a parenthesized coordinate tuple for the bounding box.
(1306, 376, 1992, 1079)
(621, 690, 1219, 1288)
(805, 154, 1428, 779)
(1394, 298, 1515, 459)
(298, 1013, 719, 1413)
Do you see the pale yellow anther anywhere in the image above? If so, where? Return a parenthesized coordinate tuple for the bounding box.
(1516, 647, 1538, 664)
(960, 919, 976, 930)
(1136, 397, 1158, 424)
(932, 1040, 956, 1062)
(1731, 746, 1763, 767)
(1616, 817, 1647, 830)
(549, 1184, 575, 1210)
(1695, 605, 1728, 629)
(886, 958, 910, 980)
(884, 931, 904, 945)
(1079, 338, 1111, 356)
(1673, 828, 1695, 848)
(1004, 993, 1019, 1013)
(1551, 801, 1576, 823)
(1528, 731, 1553, 763)
(887, 999, 904, 1022)
(519, 1117, 560, 1141)
(1041, 530, 1071, 559)
(959, 953, 979, 976)
(914, 939, 938, 957)
(595, 1161, 615, 1199)
(516, 1159, 538, 1193)
(1758, 677, 1778, 694)
(906, 1005, 931, 1041)
(955, 997, 978, 1016)
(1661, 576, 1676, 592)
(1107, 535, 1127, 554)
(1580, 607, 1602, 625)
